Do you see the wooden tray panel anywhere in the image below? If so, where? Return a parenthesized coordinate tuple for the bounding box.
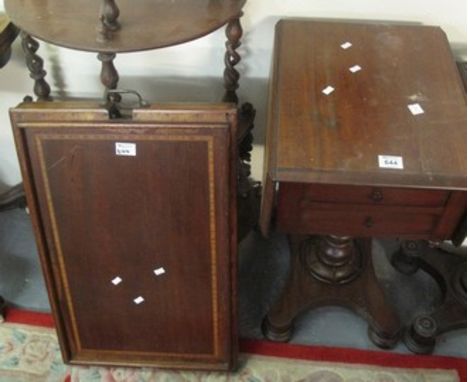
(11, 103, 238, 370)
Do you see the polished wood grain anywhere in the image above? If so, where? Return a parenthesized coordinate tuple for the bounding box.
(261, 19, 466, 349)
(261, 20, 467, 239)
(274, 183, 465, 241)
(282, 183, 450, 207)
(5, 0, 246, 53)
(11, 102, 238, 370)
(266, 20, 466, 189)
(263, 236, 400, 346)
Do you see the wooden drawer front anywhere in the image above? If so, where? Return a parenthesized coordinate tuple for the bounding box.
(277, 204, 439, 237)
(284, 183, 449, 207)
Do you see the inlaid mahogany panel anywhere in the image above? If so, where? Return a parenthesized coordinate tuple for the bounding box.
(11, 103, 238, 370)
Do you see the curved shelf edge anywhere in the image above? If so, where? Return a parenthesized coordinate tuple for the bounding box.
(5, 0, 246, 53)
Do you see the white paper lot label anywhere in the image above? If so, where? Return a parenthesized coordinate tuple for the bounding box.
(111, 276, 122, 286)
(378, 155, 404, 170)
(322, 86, 335, 95)
(116, 142, 137, 156)
(154, 267, 166, 276)
(407, 103, 425, 116)
(341, 42, 353, 50)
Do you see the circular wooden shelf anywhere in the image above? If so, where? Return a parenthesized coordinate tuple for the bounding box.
(5, 0, 246, 53)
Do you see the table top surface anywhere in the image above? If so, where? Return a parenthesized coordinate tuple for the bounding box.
(5, 0, 245, 53)
(266, 19, 467, 190)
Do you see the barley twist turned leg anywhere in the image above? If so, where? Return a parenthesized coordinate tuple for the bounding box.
(223, 15, 243, 104)
(20, 32, 51, 101)
(222, 15, 260, 240)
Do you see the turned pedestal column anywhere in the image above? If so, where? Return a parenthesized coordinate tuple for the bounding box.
(263, 235, 401, 348)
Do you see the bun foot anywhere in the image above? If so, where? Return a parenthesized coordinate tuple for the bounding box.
(404, 315, 437, 354)
(368, 326, 400, 349)
(262, 316, 293, 342)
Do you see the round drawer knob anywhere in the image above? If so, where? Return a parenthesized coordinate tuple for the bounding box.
(370, 189, 384, 202)
(364, 216, 374, 228)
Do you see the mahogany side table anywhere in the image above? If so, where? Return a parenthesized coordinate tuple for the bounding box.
(260, 20, 466, 348)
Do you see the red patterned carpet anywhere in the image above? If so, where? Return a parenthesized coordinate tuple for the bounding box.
(0, 308, 464, 381)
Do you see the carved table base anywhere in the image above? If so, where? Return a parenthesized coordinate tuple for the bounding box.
(392, 240, 466, 354)
(263, 235, 401, 348)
